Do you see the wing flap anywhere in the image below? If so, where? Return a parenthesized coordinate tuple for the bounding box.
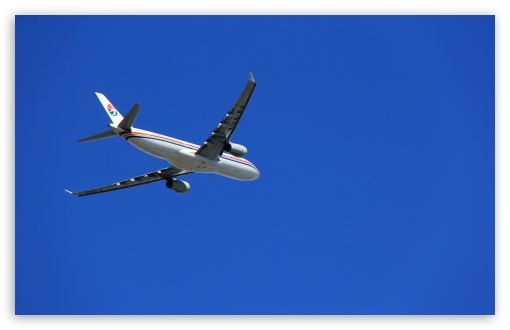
(196, 73, 256, 160)
(66, 167, 192, 197)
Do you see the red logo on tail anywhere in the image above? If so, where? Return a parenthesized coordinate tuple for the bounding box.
(107, 104, 118, 116)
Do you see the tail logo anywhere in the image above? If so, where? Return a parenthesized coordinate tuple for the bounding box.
(107, 104, 118, 116)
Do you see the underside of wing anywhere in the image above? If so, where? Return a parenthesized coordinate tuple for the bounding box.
(66, 167, 192, 197)
(196, 73, 256, 160)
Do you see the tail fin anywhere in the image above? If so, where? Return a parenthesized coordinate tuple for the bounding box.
(95, 92, 124, 126)
(78, 92, 141, 142)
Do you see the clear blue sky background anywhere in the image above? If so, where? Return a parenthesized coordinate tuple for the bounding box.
(15, 15, 494, 315)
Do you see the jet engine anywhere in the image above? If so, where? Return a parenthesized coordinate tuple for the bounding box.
(166, 179, 191, 193)
(224, 142, 248, 158)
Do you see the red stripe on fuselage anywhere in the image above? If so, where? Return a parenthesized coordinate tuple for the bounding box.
(120, 131, 259, 171)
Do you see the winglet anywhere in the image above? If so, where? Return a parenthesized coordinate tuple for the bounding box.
(65, 189, 75, 195)
(249, 72, 255, 83)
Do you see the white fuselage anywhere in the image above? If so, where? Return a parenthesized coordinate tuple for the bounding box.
(115, 127, 260, 181)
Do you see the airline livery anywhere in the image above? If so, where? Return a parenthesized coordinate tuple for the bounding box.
(66, 73, 259, 196)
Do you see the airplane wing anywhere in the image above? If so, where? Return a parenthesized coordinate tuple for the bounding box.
(66, 167, 192, 197)
(196, 72, 257, 160)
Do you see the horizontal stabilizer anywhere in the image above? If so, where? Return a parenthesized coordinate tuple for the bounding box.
(78, 129, 117, 142)
(118, 103, 140, 130)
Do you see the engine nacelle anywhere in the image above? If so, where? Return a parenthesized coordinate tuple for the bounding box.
(224, 142, 248, 158)
(166, 179, 190, 193)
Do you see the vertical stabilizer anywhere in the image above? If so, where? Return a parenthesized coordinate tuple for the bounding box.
(95, 92, 124, 127)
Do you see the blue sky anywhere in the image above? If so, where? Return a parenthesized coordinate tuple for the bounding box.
(15, 15, 494, 315)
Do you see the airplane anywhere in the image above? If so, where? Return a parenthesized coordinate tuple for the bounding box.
(66, 73, 259, 196)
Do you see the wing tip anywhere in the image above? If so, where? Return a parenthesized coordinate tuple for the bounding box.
(65, 189, 76, 195)
(249, 72, 255, 83)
